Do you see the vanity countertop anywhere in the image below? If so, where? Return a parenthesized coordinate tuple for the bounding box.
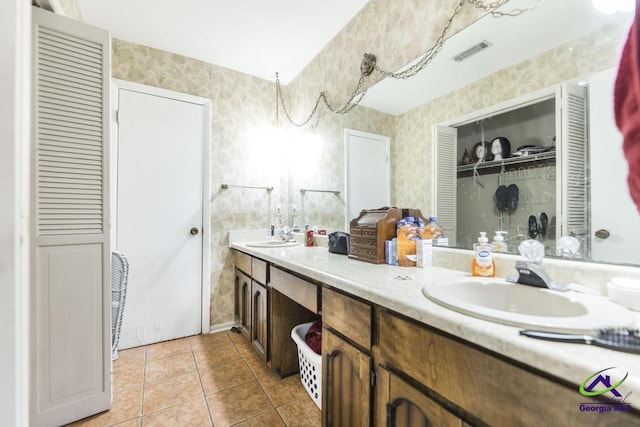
(231, 242, 640, 407)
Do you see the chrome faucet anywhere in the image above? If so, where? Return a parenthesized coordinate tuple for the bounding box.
(279, 226, 294, 242)
(509, 261, 568, 291)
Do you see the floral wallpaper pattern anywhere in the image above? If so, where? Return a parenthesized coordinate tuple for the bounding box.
(62, 0, 634, 329)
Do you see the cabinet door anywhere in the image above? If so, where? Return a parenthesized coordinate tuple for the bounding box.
(235, 269, 252, 339)
(376, 367, 462, 427)
(251, 281, 267, 360)
(322, 328, 371, 427)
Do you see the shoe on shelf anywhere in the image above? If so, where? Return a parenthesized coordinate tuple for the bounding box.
(539, 212, 548, 238)
(528, 215, 539, 239)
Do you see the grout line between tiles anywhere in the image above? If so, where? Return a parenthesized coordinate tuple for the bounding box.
(140, 346, 148, 417)
(193, 348, 216, 427)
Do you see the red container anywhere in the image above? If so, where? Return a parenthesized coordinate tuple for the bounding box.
(306, 230, 314, 247)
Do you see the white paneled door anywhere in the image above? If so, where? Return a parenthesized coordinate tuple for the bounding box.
(115, 83, 210, 348)
(589, 68, 640, 264)
(345, 129, 391, 228)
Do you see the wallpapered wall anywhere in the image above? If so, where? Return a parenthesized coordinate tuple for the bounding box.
(110, 38, 395, 327)
(54, 0, 630, 329)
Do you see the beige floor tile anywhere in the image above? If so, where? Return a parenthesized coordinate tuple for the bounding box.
(146, 337, 192, 360)
(206, 381, 271, 427)
(233, 407, 285, 427)
(66, 385, 142, 426)
(113, 418, 141, 427)
(228, 331, 253, 353)
(145, 352, 196, 383)
(113, 357, 145, 390)
(277, 396, 321, 427)
(199, 358, 255, 395)
(193, 342, 241, 371)
(243, 350, 272, 378)
(143, 372, 204, 414)
(142, 397, 212, 427)
(115, 346, 146, 363)
(258, 373, 308, 407)
(189, 331, 233, 352)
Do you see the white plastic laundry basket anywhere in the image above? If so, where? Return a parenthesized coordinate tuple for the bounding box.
(291, 322, 322, 409)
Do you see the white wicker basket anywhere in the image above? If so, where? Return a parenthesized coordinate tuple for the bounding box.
(291, 322, 322, 409)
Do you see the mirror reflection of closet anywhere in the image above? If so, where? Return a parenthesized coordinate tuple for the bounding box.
(434, 83, 588, 258)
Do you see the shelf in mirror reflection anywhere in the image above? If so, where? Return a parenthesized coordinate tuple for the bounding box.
(457, 151, 555, 178)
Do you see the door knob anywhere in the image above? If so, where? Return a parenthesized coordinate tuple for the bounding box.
(190, 227, 199, 236)
(594, 229, 610, 239)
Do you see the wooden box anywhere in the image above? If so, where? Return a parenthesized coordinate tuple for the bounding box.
(349, 207, 427, 264)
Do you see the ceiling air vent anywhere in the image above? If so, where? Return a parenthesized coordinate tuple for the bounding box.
(452, 40, 492, 62)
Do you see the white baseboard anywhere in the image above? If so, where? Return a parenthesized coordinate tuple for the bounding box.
(207, 321, 238, 334)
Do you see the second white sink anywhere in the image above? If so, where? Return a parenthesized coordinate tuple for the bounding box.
(423, 278, 636, 334)
(246, 240, 299, 248)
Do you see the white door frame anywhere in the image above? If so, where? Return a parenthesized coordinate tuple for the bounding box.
(344, 129, 391, 231)
(111, 79, 211, 334)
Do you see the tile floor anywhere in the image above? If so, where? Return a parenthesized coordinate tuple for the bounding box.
(68, 330, 321, 426)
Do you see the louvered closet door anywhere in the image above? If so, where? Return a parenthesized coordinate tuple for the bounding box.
(433, 125, 457, 245)
(556, 83, 589, 256)
(32, 8, 111, 427)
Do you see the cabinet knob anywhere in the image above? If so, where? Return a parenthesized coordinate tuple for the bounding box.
(594, 229, 610, 239)
(190, 227, 199, 236)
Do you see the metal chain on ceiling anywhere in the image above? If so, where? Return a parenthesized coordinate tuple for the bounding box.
(275, 0, 542, 128)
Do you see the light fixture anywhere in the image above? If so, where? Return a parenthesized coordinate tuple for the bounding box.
(275, 0, 541, 128)
(592, 0, 634, 14)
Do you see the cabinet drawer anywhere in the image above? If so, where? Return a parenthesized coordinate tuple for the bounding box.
(350, 227, 363, 236)
(234, 250, 251, 275)
(270, 267, 318, 313)
(349, 246, 376, 259)
(251, 257, 268, 285)
(349, 236, 376, 248)
(322, 287, 371, 350)
(361, 228, 377, 238)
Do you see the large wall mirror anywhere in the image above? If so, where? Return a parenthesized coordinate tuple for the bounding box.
(360, 0, 640, 267)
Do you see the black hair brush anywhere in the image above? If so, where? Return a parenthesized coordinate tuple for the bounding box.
(519, 328, 640, 354)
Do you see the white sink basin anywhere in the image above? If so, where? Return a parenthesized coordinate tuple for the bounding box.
(423, 278, 636, 334)
(246, 240, 299, 248)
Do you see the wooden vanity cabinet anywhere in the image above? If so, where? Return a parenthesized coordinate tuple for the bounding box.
(376, 309, 640, 427)
(233, 266, 251, 339)
(322, 287, 373, 426)
(234, 251, 269, 360)
(375, 366, 464, 427)
(250, 257, 268, 359)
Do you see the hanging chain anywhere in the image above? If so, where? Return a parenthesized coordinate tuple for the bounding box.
(375, 0, 465, 80)
(276, 70, 369, 127)
(275, 0, 542, 127)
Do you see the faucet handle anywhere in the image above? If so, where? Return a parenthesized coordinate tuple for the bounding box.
(515, 261, 553, 289)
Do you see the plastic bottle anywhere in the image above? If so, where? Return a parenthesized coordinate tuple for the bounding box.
(492, 231, 508, 253)
(423, 217, 445, 239)
(472, 232, 495, 277)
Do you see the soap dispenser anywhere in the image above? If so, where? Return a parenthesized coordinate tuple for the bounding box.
(472, 232, 495, 277)
(492, 231, 508, 253)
